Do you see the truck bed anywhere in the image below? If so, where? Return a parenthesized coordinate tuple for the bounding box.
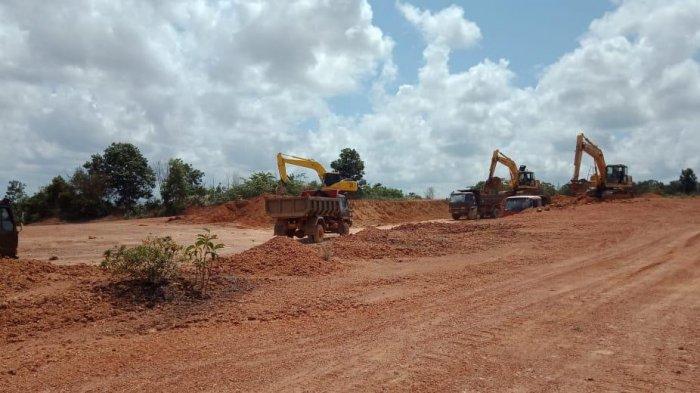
(265, 195, 342, 218)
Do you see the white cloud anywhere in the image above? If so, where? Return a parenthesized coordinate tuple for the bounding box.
(0, 0, 393, 188)
(397, 1, 481, 50)
(320, 0, 700, 195)
(1, 0, 699, 198)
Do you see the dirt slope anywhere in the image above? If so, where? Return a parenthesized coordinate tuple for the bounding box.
(1, 197, 698, 391)
(180, 197, 449, 227)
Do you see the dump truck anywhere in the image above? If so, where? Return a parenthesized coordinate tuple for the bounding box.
(265, 190, 352, 243)
(0, 199, 19, 258)
(449, 189, 507, 220)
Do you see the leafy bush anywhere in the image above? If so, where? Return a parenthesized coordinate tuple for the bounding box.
(184, 229, 224, 295)
(101, 237, 182, 285)
(359, 183, 404, 199)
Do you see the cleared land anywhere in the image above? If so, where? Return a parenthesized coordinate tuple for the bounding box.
(18, 198, 449, 265)
(1, 197, 698, 392)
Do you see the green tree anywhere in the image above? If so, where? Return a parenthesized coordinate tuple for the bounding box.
(63, 168, 112, 220)
(540, 182, 556, 197)
(360, 183, 404, 199)
(239, 172, 278, 198)
(86, 143, 155, 209)
(634, 179, 665, 195)
(557, 183, 573, 196)
(330, 148, 365, 181)
(679, 168, 697, 194)
(472, 180, 486, 191)
(161, 158, 205, 214)
(4, 180, 27, 204)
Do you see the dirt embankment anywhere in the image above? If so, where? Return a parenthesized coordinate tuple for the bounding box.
(181, 196, 271, 227)
(350, 199, 449, 226)
(179, 196, 449, 227)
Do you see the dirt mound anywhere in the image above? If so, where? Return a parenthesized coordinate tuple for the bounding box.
(351, 199, 449, 226)
(219, 236, 338, 276)
(0, 259, 244, 344)
(332, 221, 521, 260)
(0, 259, 116, 343)
(181, 195, 273, 227)
(550, 194, 598, 207)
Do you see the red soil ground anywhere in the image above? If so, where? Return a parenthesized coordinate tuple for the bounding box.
(1, 196, 698, 391)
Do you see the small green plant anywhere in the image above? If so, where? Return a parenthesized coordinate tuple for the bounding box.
(101, 236, 182, 285)
(185, 229, 224, 295)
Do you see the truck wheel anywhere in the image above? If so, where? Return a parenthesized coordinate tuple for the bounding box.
(285, 229, 295, 238)
(311, 224, 324, 243)
(467, 209, 477, 220)
(451, 213, 461, 220)
(339, 222, 350, 236)
(492, 206, 502, 218)
(294, 229, 305, 238)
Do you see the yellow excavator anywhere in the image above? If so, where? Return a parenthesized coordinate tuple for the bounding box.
(485, 149, 541, 193)
(276, 153, 358, 194)
(570, 132, 634, 197)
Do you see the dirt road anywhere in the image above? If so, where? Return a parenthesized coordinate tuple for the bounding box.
(18, 218, 273, 265)
(2, 197, 698, 391)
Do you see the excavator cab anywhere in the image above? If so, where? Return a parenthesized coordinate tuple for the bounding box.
(322, 172, 344, 187)
(606, 164, 629, 185)
(518, 169, 536, 187)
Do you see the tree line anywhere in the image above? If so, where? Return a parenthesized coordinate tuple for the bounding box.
(2, 143, 414, 223)
(3, 142, 698, 224)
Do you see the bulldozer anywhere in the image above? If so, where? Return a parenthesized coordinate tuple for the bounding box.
(485, 149, 543, 196)
(570, 132, 634, 198)
(265, 153, 358, 243)
(0, 198, 19, 258)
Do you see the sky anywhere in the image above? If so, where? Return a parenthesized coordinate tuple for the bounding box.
(1, 0, 699, 197)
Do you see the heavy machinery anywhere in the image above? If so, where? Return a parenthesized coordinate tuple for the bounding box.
(276, 153, 358, 193)
(570, 132, 634, 197)
(484, 149, 551, 201)
(266, 153, 357, 243)
(485, 149, 541, 194)
(0, 198, 19, 258)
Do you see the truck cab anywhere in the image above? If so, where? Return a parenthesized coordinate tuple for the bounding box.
(449, 191, 478, 220)
(0, 200, 18, 258)
(504, 195, 542, 214)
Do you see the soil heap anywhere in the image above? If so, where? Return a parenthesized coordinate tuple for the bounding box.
(219, 237, 338, 277)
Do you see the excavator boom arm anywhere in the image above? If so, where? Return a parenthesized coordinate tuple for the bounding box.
(571, 132, 607, 188)
(276, 153, 327, 184)
(488, 149, 520, 189)
(276, 152, 358, 193)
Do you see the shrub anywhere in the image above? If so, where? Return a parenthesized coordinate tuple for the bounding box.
(184, 229, 224, 295)
(101, 236, 182, 285)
